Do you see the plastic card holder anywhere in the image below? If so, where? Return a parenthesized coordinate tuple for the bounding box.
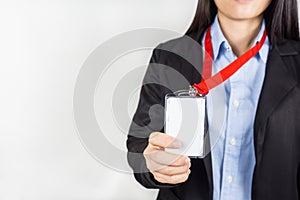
(164, 90, 206, 158)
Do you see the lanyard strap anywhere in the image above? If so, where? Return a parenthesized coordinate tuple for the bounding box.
(192, 26, 268, 95)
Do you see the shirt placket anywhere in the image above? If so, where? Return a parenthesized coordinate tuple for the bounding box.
(219, 50, 243, 200)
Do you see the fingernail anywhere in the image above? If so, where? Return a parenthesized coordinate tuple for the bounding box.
(172, 140, 182, 148)
(188, 169, 191, 174)
(188, 161, 191, 168)
(185, 157, 190, 165)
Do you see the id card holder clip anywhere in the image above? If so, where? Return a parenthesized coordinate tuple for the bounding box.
(164, 86, 208, 158)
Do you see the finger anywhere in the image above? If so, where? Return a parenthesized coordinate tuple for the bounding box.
(156, 162, 191, 176)
(149, 132, 182, 149)
(152, 170, 191, 184)
(148, 150, 190, 166)
(147, 157, 191, 175)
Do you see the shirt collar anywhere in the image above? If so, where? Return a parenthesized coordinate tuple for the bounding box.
(209, 15, 270, 63)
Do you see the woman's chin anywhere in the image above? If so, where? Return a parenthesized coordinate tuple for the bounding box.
(221, 9, 262, 21)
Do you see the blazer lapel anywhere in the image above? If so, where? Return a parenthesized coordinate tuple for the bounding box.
(254, 41, 298, 163)
(203, 153, 213, 199)
(203, 132, 213, 199)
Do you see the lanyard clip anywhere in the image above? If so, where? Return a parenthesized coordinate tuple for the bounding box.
(189, 85, 199, 97)
(189, 85, 206, 97)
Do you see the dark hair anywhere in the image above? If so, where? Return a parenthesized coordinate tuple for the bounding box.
(186, 0, 300, 45)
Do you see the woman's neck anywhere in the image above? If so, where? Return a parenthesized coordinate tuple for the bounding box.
(217, 12, 263, 57)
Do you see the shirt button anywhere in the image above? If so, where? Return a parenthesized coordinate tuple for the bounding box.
(233, 100, 240, 107)
(230, 138, 236, 146)
(227, 176, 233, 183)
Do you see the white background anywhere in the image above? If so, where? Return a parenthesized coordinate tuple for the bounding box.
(0, 0, 197, 199)
(0, 1, 299, 199)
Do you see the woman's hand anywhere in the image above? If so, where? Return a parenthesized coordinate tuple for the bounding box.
(143, 132, 191, 184)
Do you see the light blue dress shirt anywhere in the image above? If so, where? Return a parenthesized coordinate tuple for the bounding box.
(203, 16, 270, 200)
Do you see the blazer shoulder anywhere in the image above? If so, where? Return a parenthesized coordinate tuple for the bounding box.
(153, 27, 204, 54)
(159, 33, 200, 48)
(276, 39, 300, 56)
(153, 33, 203, 67)
(286, 39, 300, 52)
(275, 39, 300, 84)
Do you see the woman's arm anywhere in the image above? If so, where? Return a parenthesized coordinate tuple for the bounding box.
(126, 45, 188, 188)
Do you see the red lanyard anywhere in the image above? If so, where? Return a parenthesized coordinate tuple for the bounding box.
(192, 26, 268, 95)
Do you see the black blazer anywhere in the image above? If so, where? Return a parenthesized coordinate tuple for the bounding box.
(126, 27, 300, 200)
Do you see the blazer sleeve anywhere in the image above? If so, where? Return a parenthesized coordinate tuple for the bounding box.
(126, 44, 180, 189)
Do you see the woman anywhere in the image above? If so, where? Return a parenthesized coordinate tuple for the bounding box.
(127, 0, 300, 199)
